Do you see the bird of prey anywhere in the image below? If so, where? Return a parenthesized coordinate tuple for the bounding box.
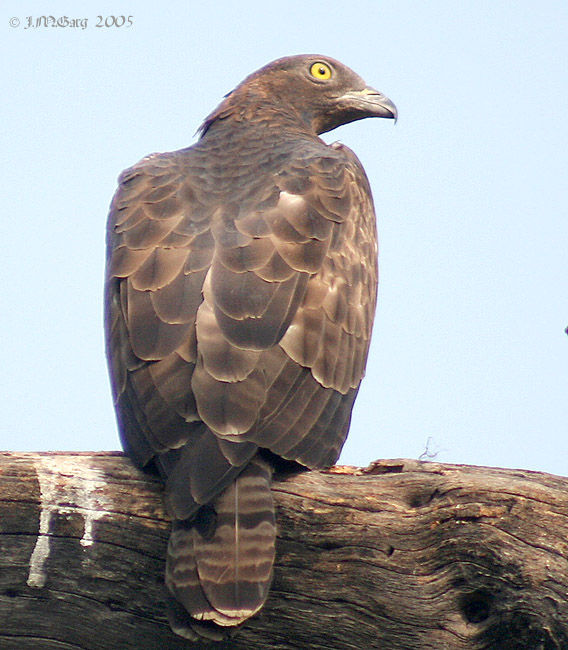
(105, 54, 396, 640)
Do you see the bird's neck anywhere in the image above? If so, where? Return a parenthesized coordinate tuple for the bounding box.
(199, 88, 320, 147)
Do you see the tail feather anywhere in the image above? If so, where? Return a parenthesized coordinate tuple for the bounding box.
(165, 457, 275, 637)
(163, 425, 258, 520)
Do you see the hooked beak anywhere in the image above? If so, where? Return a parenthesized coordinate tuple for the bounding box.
(339, 86, 398, 122)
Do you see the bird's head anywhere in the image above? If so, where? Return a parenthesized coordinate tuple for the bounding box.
(200, 54, 397, 136)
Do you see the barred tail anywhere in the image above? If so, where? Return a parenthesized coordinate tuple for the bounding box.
(165, 457, 276, 641)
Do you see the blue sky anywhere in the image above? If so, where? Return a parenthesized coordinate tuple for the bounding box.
(2, 1, 567, 475)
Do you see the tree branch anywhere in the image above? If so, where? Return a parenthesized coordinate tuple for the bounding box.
(1, 452, 567, 649)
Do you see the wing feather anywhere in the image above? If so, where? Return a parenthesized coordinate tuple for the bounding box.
(105, 141, 377, 484)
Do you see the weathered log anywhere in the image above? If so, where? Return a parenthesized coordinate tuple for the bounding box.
(0, 452, 567, 649)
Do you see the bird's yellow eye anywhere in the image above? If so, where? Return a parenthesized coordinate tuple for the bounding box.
(310, 62, 332, 80)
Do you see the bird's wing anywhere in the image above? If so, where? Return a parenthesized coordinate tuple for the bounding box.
(105, 152, 212, 465)
(279, 144, 378, 396)
(239, 144, 378, 468)
(105, 143, 376, 479)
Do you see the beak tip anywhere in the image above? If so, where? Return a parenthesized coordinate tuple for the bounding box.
(361, 86, 397, 122)
(379, 96, 398, 123)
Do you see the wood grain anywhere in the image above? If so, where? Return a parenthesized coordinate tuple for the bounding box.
(0, 452, 567, 649)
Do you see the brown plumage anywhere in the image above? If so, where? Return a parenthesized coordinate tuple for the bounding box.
(105, 54, 396, 640)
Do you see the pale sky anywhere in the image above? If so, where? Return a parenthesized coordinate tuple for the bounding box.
(2, 1, 567, 476)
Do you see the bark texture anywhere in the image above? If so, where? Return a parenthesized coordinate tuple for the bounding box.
(0, 452, 567, 649)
